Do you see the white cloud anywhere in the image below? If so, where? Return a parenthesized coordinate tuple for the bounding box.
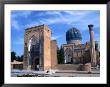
(11, 20, 20, 30)
(11, 11, 32, 31)
(24, 21, 40, 29)
(12, 11, 32, 18)
(11, 10, 100, 31)
(63, 11, 93, 16)
(35, 11, 62, 17)
(29, 11, 100, 31)
(51, 34, 65, 40)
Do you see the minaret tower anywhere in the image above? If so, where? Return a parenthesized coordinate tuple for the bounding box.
(88, 24, 96, 67)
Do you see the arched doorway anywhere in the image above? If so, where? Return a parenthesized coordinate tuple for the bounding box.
(64, 48, 73, 64)
(35, 58, 39, 70)
(28, 35, 40, 70)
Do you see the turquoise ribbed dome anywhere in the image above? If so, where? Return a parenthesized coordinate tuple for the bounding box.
(66, 27, 82, 43)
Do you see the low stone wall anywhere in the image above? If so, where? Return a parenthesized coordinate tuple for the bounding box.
(53, 64, 80, 70)
(11, 64, 23, 70)
(78, 63, 91, 72)
(52, 63, 91, 71)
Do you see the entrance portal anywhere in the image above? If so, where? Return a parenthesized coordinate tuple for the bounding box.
(35, 58, 39, 70)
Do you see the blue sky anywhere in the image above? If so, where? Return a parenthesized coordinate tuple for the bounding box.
(11, 10, 100, 56)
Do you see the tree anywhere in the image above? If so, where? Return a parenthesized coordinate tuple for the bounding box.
(21, 55, 24, 59)
(57, 47, 64, 64)
(16, 55, 23, 62)
(11, 51, 23, 62)
(11, 51, 16, 62)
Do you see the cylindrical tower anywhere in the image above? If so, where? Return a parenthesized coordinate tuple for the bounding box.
(88, 24, 96, 67)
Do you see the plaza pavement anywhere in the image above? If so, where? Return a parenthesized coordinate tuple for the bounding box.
(11, 68, 100, 77)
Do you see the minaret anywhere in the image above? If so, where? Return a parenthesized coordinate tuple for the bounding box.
(88, 24, 96, 67)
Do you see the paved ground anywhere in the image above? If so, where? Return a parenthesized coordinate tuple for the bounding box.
(44, 69, 100, 77)
(45, 73, 100, 77)
(11, 68, 100, 77)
